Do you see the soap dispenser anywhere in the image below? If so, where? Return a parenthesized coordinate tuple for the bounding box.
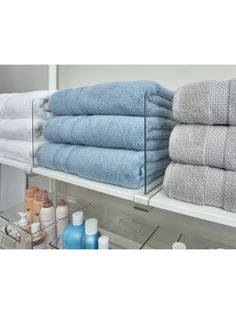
(17, 212, 31, 233)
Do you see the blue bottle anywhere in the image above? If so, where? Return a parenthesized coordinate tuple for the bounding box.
(83, 218, 101, 249)
(62, 211, 85, 249)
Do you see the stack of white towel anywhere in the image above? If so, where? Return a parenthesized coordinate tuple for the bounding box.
(0, 91, 55, 163)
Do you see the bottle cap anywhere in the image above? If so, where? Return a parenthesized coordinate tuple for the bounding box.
(58, 199, 67, 206)
(85, 218, 98, 235)
(35, 190, 46, 202)
(172, 242, 187, 249)
(72, 211, 83, 226)
(18, 212, 29, 227)
(26, 189, 36, 198)
(42, 192, 53, 208)
(29, 187, 39, 193)
(26, 187, 39, 198)
(56, 200, 69, 219)
(98, 235, 109, 249)
(31, 222, 41, 235)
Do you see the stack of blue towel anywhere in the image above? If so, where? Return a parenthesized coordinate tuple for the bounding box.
(36, 81, 174, 188)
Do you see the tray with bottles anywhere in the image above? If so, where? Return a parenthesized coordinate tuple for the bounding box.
(0, 190, 89, 249)
(49, 206, 159, 250)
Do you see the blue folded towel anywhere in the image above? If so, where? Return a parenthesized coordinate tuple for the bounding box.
(43, 115, 175, 151)
(48, 81, 174, 117)
(36, 143, 170, 188)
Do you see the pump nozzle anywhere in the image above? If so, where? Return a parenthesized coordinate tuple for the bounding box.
(18, 212, 29, 227)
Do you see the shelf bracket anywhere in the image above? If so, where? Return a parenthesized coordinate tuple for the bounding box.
(133, 203, 153, 213)
(24, 165, 36, 177)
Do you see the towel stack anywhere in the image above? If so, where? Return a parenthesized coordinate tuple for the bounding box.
(163, 79, 236, 212)
(0, 91, 54, 162)
(36, 81, 175, 188)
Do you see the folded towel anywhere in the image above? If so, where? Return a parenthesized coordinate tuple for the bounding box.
(169, 125, 236, 171)
(0, 139, 45, 162)
(36, 143, 171, 188)
(43, 115, 175, 151)
(163, 162, 236, 211)
(0, 90, 55, 119)
(173, 79, 236, 125)
(48, 81, 174, 117)
(0, 118, 44, 141)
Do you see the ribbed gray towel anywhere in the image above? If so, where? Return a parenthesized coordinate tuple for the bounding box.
(163, 162, 236, 211)
(169, 125, 236, 171)
(173, 79, 236, 125)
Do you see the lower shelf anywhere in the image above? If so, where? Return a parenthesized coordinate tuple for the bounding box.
(150, 189, 236, 228)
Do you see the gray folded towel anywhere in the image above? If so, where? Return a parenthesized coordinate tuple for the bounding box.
(169, 125, 236, 171)
(163, 162, 236, 211)
(173, 79, 236, 125)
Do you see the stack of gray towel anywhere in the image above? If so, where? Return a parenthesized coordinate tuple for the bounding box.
(163, 79, 236, 212)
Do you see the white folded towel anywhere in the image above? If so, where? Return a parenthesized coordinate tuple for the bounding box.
(0, 118, 44, 141)
(0, 139, 45, 162)
(0, 90, 55, 119)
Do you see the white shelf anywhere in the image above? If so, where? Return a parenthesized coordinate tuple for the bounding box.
(32, 166, 163, 205)
(0, 156, 30, 170)
(150, 189, 236, 228)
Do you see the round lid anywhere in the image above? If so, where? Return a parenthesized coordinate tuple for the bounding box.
(18, 212, 28, 227)
(31, 222, 40, 234)
(72, 211, 83, 226)
(29, 187, 39, 193)
(98, 235, 109, 249)
(58, 199, 67, 206)
(35, 190, 46, 202)
(26, 189, 36, 198)
(42, 193, 53, 208)
(85, 218, 98, 235)
(172, 242, 187, 249)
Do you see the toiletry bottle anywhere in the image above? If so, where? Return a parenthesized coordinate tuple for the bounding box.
(56, 199, 69, 238)
(31, 222, 46, 249)
(17, 212, 31, 233)
(24, 187, 39, 224)
(62, 211, 85, 249)
(40, 193, 56, 244)
(172, 242, 187, 249)
(98, 235, 110, 249)
(33, 190, 47, 222)
(83, 218, 101, 249)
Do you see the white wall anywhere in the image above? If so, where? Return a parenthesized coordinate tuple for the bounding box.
(0, 65, 49, 93)
(0, 65, 50, 209)
(58, 65, 236, 90)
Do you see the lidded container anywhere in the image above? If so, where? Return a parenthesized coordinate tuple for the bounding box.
(40, 192, 56, 244)
(62, 211, 85, 249)
(98, 235, 109, 249)
(56, 199, 69, 238)
(31, 222, 46, 249)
